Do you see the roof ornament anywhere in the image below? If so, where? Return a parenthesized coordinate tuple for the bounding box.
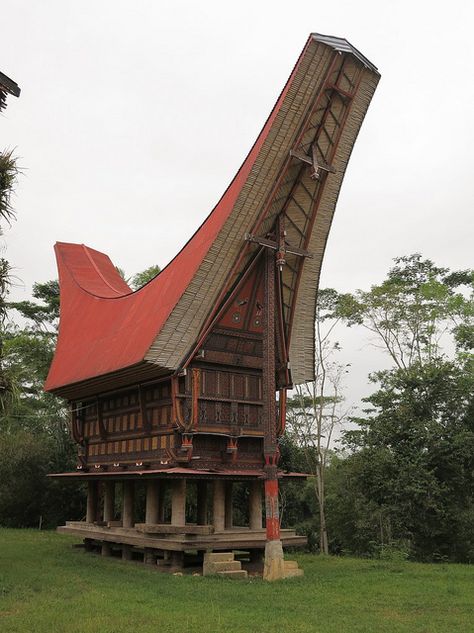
(289, 143, 336, 181)
(244, 216, 313, 272)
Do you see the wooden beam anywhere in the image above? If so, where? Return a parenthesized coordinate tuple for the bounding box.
(245, 233, 313, 259)
(135, 523, 214, 535)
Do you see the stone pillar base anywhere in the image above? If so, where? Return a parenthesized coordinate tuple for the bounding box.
(263, 540, 285, 581)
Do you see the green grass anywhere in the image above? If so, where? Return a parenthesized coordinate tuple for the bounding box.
(1, 529, 473, 633)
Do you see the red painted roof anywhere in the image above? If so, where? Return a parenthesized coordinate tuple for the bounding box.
(45, 39, 307, 394)
(46, 34, 380, 394)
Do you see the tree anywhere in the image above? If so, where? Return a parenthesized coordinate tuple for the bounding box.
(0, 150, 20, 402)
(285, 289, 351, 554)
(332, 255, 474, 561)
(1, 263, 161, 528)
(1, 279, 80, 527)
(115, 264, 161, 290)
(130, 265, 161, 290)
(339, 357, 474, 561)
(3, 280, 61, 421)
(336, 254, 473, 369)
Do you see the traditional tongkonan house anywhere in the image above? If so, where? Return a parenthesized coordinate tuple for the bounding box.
(46, 33, 379, 580)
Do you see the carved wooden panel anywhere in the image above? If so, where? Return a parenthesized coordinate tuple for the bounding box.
(73, 378, 176, 466)
(86, 432, 175, 465)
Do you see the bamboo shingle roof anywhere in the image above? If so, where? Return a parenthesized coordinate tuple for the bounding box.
(45, 34, 380, 398)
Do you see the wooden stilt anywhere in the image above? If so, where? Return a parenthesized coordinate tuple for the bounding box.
(262, 246, 285, 581)
(122, 481, 135, 528)
(145, 480, 160, 525)
(103, 481, 115, 523)
(224, 481, 233, 529)
(171, 479, 186, 526)
(197, 481, 208, 525)
(249, 480, 263, 530)
(144, 548, 156, 565)
(86, 481, 99, 523)
(213, 480, 225, 532)
(158, 481, 166, 523)
(101, 542, 112, 557)
(169, 550, 184, 571)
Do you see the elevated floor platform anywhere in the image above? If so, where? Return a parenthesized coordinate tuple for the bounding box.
(58, 521, 307, 552)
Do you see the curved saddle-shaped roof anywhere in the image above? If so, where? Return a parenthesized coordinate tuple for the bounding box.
(45, 33, 380, 398)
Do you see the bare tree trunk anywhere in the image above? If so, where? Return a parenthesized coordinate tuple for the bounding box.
(315, 463, 329, 554)
(286, 298, 352, 559)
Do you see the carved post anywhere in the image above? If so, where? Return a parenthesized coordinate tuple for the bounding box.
(145, 480, 160, 525)
(103, 481, 115, 523)
(171, 479, 186, 526)
(249, 480, 263, 530)
(196, 481, 208, 525)
(224, 481, 233, 529)
(263, 247, 285, 580)
(122, 480, 135, 528)
(86, 481, 99, 523)
(213, 479, 225, 532)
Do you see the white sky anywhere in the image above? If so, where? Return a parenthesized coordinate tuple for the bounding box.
(1, 0, 473, 414)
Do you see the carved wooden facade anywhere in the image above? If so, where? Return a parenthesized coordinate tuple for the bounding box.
(70, 252, 284, 474)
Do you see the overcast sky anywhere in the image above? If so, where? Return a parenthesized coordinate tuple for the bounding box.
(1, 0, 473, 417)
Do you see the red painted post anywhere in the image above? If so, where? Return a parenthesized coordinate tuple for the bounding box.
(264, 477, 280, 540)
(262, 245, 285, 580)
(262, 247, 281, 542)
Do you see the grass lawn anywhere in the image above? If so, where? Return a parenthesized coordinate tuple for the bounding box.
(0, 529, 473, 633)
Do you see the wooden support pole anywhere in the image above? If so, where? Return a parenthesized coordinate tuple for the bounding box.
(262, 245, 285, 581)
(169, 550, 184, 571)
(145, 480, 160, 525)
(158, 482, 166, 523)
(224, 481, 233, 529)
(86, 481, 98, 523)
(101, 542, 112, 557)
(249, 480, 263, 530)
(144, 548, 156, 565)
(171, 479, 186, 526)
(122, 481, 135, 528)
(196, 481, 208, 526)
(213, 480, 225, 532)
(103, 481, 115, 523)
